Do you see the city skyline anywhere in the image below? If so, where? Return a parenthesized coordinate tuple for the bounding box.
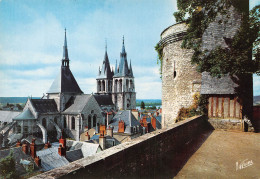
(0, 0, 259, 98)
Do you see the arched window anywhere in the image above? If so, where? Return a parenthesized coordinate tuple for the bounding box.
(126, 79, 129, 91)
(88, 115, 92, 129)
(63, 116, 67, 128)
(93, 115, 97, 127)
(98, 81, 101, 92)
(71, 117, 75, 130)
(102, 80, 105, 91)
(115, 80, 118, 92)
(42, 118, 47, 128)
(54, 117, 58, 124)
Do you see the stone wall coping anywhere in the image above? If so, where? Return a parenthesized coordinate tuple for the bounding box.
(30, 115, 203, 179)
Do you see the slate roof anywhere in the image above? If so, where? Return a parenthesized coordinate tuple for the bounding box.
(66, 149, 84, 162)
(36, 147, 69, 171)
(93, 94, 114, 106)
(114, 38, 133, 78)
(62, 94, 92, 114)
(13, 108, 35, 120)
(200, 72, 239, 94)
(0, 147, 38, 175)
(109, 110, 141, 134)
(22, 136, 44, 145)
(30, 99, 58, 113)
(47, 66, 83, 94)
(0, 110, 21, 122)
(66, 140, 100, 157)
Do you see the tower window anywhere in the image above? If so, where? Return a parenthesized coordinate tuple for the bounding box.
(71, 117, 75, 130)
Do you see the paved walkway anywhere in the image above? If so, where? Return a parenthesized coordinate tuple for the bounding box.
(175, 130, 260, 179)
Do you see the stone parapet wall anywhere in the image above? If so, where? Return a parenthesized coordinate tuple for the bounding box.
(31, 115, 209, 178)
(161, 23, 201, 127)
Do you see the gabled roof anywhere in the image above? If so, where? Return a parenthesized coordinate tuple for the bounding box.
(62, 94, 92, 114)
(47, 67, 83, 94)
(13, 108, 35, 120)
(93, 94, 114, 106)
(30, 99, 58, 113)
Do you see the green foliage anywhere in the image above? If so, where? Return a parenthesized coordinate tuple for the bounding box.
(146, 106, 157, 110)
(174, 0, 260, 77)
(16, 104, 23, 110)
(176, 93, 202, 122)
(0, 151, 18, 179)
(140, 101, 145, 109)
(198, 94, 209, 115)
(155, 43, 164, 77)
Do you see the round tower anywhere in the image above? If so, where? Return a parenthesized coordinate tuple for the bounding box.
(159, 22, 201, 127)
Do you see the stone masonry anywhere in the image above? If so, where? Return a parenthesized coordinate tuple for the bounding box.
(160, 23, 201, 127)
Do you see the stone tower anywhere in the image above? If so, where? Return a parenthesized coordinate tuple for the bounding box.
(112, 37, 136, 110)
(96, 44, 114, 95)
(159, 5, 253, 131)
(47, 29, 83, 112)
(159, 23, 202, 127)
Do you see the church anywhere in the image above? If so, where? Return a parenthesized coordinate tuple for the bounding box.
(7, 30, 136, 143)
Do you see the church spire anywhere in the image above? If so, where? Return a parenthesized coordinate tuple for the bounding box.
(122, 36, 126, 54)
(62, 28, 69, 67)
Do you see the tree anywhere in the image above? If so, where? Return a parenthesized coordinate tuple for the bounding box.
(0, 151, 17, 179)
(16, 104, 23, 110)
(172, 0, 259, 77)
(140, 101, 145, 109)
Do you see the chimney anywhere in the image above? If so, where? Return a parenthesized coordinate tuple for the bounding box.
(143, 116, 147, 124)
(59, 134, 66, 149)
(156, 112, 159, 116)
(30, 138, 36, 158)
(58, 144, 66, 156)
(151, 117, 156, 130)
(34, 156, 41, 166)
(99, 130, 106, 150)
(100, 124, 106, 135)
(22, 143, 28, 154)
(16, 140, 22, 147)
(44, 141, 52, 149)
(107, 126, 113, 137)
(118, 120, 125, 133)
(85, 132, 90, 141)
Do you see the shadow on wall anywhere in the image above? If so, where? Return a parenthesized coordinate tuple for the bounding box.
(156, 124, 214, 178)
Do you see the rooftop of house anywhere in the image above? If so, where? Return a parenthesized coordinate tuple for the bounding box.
(200, 72, 239, 95)
(36, 147, 69, 171)
(62, 94, 92, 114)
(0, 110, 21, 122)
(93, 94, 114, 106)
(109, 110, 141, 134)
(30, 99, 58, 113)
(0, 147, 38, 175)
(13, 108, 35, 120)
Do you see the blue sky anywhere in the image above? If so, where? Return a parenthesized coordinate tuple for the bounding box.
(0, 0, 259, 99)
